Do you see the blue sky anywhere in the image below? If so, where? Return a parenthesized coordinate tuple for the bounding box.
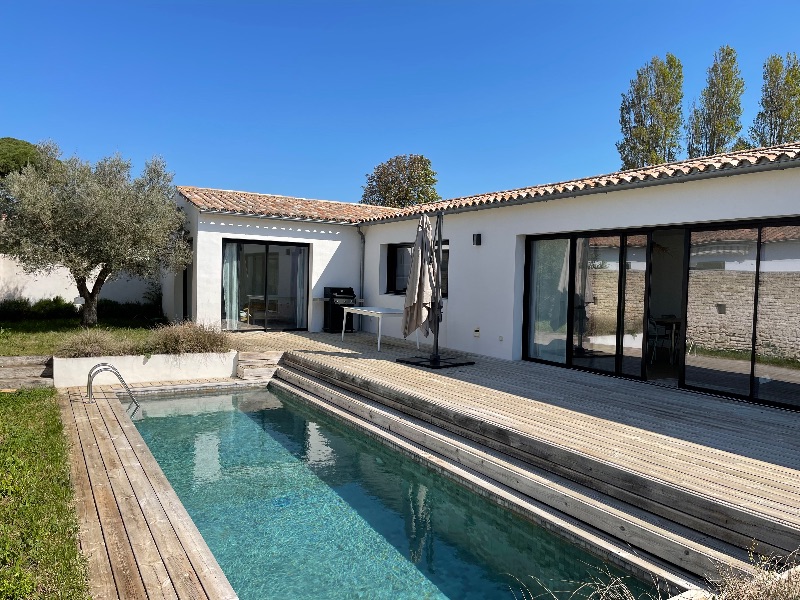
(3, 1, 800, 202)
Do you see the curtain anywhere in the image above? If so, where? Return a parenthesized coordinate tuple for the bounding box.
(222, 243, 239, 331)
(293, 247, 308, 328)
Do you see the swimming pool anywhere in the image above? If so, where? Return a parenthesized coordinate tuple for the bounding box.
(133, 386, 655, 599)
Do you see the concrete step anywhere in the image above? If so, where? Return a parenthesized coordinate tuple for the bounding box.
(280, 351, 799, 557)
(0, 365, 53, 378)
(274, 365, 747, 589)
(0, 356, 54, 390)
(0, 355, 52, 367)
(0, 377, 54, 390)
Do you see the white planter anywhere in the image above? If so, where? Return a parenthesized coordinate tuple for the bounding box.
(53, 351, 238, 388)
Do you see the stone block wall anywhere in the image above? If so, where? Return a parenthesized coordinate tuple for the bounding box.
(582, 269, 800, 360)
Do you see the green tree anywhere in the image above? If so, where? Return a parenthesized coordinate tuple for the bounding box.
(749, 52, 800, 147)
(360, 154, 441, 208)
(0, 137, 39, 177)
(616, 53, 684, 169)
(0, 143, 191, 326)
(686, 45, 746, 158)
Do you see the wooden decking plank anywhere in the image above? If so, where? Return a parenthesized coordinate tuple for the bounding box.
(106, 396, 238, 600)
(301, 354, 800, 525)
(71, 398, 148, 598)
(95, 397, 209, 600)
(59, 395, 118, 600)
(305, 354, 800, 504)
(84, 401, 179, 600)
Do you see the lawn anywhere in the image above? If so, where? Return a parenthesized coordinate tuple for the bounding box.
(0, 388, 88, 599)
(0, 318, 161, 357)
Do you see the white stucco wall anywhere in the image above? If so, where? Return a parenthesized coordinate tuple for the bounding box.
(362, 167, 800, 360)
(0, 255, 152, 304)
(183, 206, 362, 331)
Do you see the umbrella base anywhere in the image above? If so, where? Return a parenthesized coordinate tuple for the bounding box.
(396, 355, 475, 369)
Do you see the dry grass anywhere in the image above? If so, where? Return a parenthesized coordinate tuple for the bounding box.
(146, 322, 229, 355)
(512, 551, 800, 600)
(55, 322, 229, 357)
(711, 551, 800, 600)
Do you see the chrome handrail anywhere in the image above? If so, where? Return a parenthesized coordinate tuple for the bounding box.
(86, 363, 140, 413)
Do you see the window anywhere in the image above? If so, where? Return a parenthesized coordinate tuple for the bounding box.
(386, 244, 413, 294)
(386, 240, 449, 297)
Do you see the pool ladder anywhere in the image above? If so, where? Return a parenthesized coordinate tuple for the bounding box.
(86, 363, 140, 415)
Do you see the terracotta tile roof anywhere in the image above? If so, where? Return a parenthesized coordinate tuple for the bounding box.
(179, 143, 800, 225)
(176, 186, 397, 224)
(360, 143, 800, 223)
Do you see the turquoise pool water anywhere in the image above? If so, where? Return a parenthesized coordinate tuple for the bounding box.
(133, 386, 655, 599)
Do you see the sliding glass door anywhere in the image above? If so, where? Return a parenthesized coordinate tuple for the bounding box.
(684, 228, 758, 396)
(527, 238, 570, 363)
(754, 227, 800, 407)
(572, 236, 620, 373)
(525, 222, 800, 409)
(221, 241, 309, 331)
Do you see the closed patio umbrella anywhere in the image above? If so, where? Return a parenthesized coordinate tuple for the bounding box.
(398, 211, 474, 369)
(403, 214, 435, 338)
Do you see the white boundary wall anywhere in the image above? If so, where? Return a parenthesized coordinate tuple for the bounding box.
(1, 255, 152, 303)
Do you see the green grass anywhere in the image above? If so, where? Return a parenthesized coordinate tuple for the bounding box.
(0, 388, 88, 599)
(0, 318, 161, 357)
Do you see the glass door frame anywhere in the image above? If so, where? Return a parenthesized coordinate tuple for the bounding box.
(221, 238, 311, 332)
(523, 217, 800, 411)
(523, 230, 649, 379)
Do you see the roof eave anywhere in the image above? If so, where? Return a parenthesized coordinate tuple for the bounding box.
(196, 208, 359, 226)
(361, 156, 800, 225)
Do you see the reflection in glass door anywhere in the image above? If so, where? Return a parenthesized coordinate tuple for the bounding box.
(620, 236, 647, 377)
(266, 245, 308, 330)
(528, 238, 570, 363)
(754, 227, 800, 407)
(572, 236, 620, 373)
(684, 228, 757, 396)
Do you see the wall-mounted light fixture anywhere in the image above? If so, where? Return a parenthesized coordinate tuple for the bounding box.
(472, 234, 482, 246)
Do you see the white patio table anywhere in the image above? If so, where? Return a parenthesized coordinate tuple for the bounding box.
(342, 306, 419, 352)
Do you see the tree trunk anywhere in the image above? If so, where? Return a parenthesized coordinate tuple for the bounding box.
(81, 295, 99, 327)
(74, 265, 111, 327)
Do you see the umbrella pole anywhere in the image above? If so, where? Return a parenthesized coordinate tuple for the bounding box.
(430, 211, 443, 365)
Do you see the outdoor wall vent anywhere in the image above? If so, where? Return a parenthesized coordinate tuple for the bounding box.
(716, 303, 727, 314)
(473, 234, 482, 246)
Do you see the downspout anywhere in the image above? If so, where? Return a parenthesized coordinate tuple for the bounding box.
(356, 224, 365, 304)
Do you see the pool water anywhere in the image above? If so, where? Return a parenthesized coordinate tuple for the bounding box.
(133, 386, 655, 599)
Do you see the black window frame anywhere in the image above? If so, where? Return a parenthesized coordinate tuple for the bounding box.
(386, 240, 449, 297)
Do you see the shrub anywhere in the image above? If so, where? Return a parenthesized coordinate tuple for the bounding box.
(55, 328, 136, 358)
(146, 322, 229, 355)
(96, 298, 164, 321)
(0, 298, 33, 321)
(30, 296, 77, 319)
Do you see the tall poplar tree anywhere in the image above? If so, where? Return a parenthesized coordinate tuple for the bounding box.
(686, 46, 745, 157)
(749, 52, 800, 147)
(617, 54, 683, 169)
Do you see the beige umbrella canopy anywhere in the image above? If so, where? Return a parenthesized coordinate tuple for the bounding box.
(403, 214, 436, 338)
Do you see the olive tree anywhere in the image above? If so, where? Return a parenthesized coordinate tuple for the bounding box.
(0, 143, 191, 326)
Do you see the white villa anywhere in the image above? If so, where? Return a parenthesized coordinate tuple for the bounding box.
(157, 143, 800, 410)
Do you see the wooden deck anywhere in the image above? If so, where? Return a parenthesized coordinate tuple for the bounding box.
(60, 381, 241, 599)
(59, 331, 800, 596)
(234, 332, 800, 556)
